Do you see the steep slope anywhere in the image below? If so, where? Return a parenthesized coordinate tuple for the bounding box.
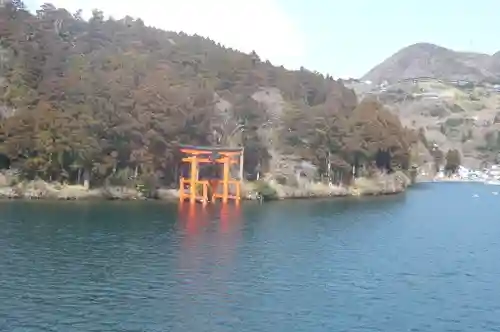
(362, 78, 500, 168)
(362, 43, 498, 84)
(0, 2, 417, 188)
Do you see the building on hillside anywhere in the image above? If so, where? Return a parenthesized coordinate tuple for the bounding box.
(457, 165, 469, 178)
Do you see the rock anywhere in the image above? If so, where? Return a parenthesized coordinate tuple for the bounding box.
(101, 186, 144, 200)
(0, 174, 8, 187)
(157, 188, 179, 201)
(0, 187, 21, 199)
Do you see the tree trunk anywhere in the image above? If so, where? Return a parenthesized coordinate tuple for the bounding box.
(49, 152, 53, 182)
(83, 168, 90, 190)
(174, 163, 179, 184)
(327, 152, 331, 183)
(239, 148, 244, 180)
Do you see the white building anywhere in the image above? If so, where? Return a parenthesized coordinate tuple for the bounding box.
(457, 165, 469, 178)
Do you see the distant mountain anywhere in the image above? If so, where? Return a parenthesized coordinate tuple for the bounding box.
(362, 43, 500, 84)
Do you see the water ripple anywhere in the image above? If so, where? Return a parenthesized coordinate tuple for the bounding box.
(0, 185, 500, 331)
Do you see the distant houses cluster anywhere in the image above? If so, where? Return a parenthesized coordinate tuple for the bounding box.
(380, 76, 500, 92)
(344, 74, 500, 108)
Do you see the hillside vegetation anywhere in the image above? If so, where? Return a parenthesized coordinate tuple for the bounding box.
(352, 41, 500, 168)
(355, 78, 500, 168)
(0, 2, 418, 194)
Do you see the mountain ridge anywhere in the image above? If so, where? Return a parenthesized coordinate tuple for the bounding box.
(362, 43, 500, 84)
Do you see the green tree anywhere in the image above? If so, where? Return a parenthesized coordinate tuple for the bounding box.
(445, 149, 461, 174)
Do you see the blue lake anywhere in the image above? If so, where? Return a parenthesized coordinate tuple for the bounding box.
(1, 182, 499, 331)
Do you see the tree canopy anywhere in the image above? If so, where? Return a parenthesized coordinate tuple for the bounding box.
(445, 149, 461, 174)
(0, 2, 419, 187)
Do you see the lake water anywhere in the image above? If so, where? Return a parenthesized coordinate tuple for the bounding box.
(1, 183, 500, 332)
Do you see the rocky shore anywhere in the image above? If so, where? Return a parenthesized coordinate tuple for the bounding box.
(0, 181, 179, 201)
(0, 171, 412, 202)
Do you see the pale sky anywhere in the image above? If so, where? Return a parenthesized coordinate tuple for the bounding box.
(25, 0, 500, 78)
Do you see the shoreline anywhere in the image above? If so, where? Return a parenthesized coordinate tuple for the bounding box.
(0, 187, 406, 203)
(0, 188, 406, 203)
(418, 177, 489, 184)
(0, 171, 413, 202)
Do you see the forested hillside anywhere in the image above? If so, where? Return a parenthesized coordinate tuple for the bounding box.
(0, 2, 418, 189)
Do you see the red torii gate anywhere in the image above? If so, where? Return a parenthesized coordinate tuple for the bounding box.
(178, 145, 243, 205)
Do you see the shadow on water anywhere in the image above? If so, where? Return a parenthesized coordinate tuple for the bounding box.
(0, 200, 180, 235)
(240, 193, 407, 226)
(0, 195, 408, 252)
(0, 200, 183, 274)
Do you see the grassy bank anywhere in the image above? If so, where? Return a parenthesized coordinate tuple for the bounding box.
(244, 170, 412, 201)
(0, 171, 412, 202)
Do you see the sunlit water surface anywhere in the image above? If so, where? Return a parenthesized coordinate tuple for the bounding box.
(1, 183, 500, 331)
